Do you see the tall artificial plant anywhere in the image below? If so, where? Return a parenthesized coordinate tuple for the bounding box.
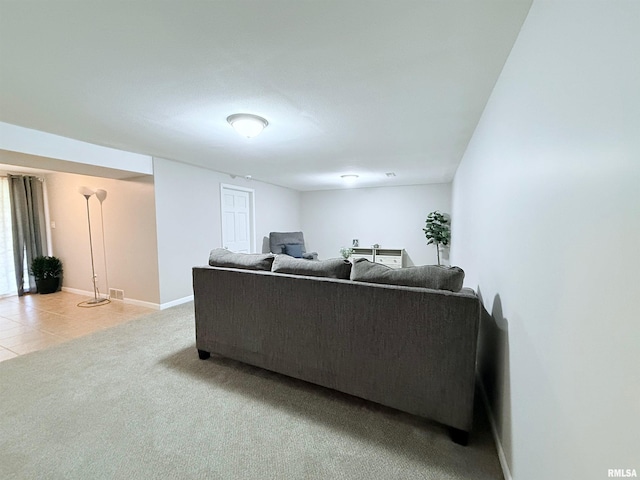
(423, 211, 451, 266)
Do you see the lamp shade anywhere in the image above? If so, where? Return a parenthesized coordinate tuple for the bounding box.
(95, 189, 107, 203)
(227, 113, 268, 138)
(79, 186, 95, 198)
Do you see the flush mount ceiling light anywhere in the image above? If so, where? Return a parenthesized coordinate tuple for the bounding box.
(340, 173, 358, 185)
(227, 113, 268, 138)
(340, 174, 359, 181)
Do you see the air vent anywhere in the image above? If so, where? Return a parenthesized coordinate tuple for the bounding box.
(109, 288, 124, 301)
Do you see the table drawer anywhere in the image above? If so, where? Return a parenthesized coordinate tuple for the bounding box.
(375, 255, 403, 268)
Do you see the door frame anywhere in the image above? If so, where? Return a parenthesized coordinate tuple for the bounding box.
(220, 183, 256, 253)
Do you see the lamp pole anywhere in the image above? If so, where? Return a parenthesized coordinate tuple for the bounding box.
(95, 189, 109, 299)
(79, 188, 108, 306)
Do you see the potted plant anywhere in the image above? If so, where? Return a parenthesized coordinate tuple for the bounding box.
(30, 256, 63, 294)
(423, 211, 451, 266)
(340, 247, 353, 259)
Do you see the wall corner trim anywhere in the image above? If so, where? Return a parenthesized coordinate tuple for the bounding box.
(477, 374, 513, 480)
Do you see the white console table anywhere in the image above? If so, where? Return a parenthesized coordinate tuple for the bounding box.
(351, 247, 405, 269)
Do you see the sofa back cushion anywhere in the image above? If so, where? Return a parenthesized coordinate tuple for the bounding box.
(350, 258, 465, 292)
(208, 248, 274, 271)
(283, 243, 304, 258)
(272, 255, 352, 279)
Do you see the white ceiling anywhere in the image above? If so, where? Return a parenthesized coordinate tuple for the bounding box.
(0, 1, 531, 191)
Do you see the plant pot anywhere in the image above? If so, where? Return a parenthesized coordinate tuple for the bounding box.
(36, 277, 60, 295)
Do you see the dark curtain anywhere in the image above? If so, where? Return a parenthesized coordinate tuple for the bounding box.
(7, 174, 47, 296)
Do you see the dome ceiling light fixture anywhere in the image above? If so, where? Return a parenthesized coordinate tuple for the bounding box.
(227, 113, 268, 138)
(340, 174, 359, 181)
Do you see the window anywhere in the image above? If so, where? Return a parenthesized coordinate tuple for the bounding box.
(0, 177, 17, 296)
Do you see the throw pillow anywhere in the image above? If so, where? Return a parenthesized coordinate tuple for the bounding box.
(283, 243, 304, 258)
(208, 248, 274, 271)
(272, 255, 352, 279)
(350, 258, 465, 292)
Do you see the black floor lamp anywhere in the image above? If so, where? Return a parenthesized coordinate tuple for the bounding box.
(79, 187, 109, 307)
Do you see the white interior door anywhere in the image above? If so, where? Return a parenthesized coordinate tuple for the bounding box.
(221, 184, 254, 253)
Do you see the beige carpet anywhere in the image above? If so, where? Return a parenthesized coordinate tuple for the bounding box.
(0, 302, 503, 480)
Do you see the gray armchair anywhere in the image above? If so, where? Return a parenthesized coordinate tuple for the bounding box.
(269, 232, 318, 260)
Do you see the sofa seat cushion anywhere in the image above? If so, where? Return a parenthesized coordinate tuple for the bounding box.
(351, 258, 465, 292)
(272, 255, 352, 279)
(208, 248, 274, 271)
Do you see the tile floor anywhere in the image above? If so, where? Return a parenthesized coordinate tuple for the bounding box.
(0, 291, 155, 362)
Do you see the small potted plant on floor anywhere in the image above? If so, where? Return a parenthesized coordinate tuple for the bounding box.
(30, 256, 63, 294)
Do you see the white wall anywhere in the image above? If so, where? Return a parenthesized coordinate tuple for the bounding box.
(46, 172, 160, 305)
(452, 2, 640, 479)
(153, 158, 301, 305)
(301, 183, 451, 265)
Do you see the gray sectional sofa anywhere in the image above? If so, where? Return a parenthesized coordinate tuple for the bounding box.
(193, 250, 481, 444)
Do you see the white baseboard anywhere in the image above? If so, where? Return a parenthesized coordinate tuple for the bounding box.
(159, 295, 193, 310)
(61, 287, 161, 310)
(478, 376, 512, 480)
(124, 297, 161, 310)
(60, 287, 193, 311)
(61, 286, 109, 299)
